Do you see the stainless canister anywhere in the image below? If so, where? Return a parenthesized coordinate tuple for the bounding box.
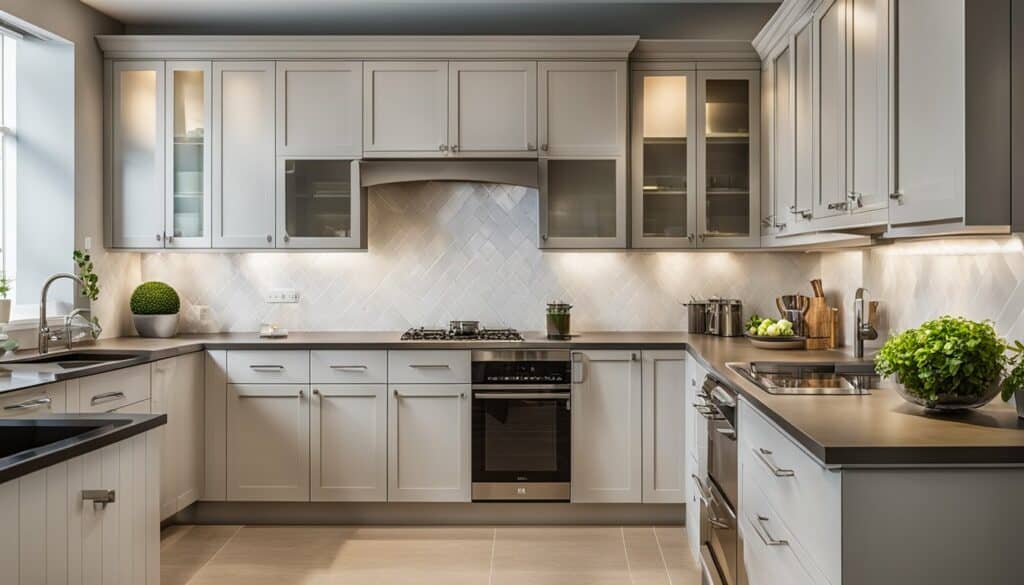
(707, 299, 744, 337)
(684, 301, 708, 334)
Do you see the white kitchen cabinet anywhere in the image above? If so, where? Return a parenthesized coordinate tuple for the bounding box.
(226, 384, 310, 501)
(109, 61, 166, 249)
(449, 61, 537, 157)
(538, 61, 627, 157)
(766, 42, 793, 235)
(276, 61, 363, 157)
(77, 363, 152, 413)
(363, 61, 449, 157)
(812, 0, 847, 220)
(0, 382, 67, 417)
(792, 19, 814, 226)
(212, 61, 277, 248)
(571, 350, 642, 503)
(684, 353, 709, 565)
(539, 157, 627, 249)
(641, 350, 686, 504)
(696, 71, 761, 248)
(204, 350, 228, 501)
(165, 61, 213, 248)
(311, 385, 387, 501)
(151, 353, 204, 520)
(276, 158, 364, 249)
(387, 384, 471, 502)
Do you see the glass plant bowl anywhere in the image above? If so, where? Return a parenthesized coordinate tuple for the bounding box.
(893, 377, 1001, 411)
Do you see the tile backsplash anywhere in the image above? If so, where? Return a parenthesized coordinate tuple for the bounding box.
(139, 181, 819, 333)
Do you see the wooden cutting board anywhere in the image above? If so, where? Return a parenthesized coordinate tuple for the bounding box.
(805, 297, 832, 340)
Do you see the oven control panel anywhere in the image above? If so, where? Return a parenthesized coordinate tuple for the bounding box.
(471, 350, 572, 386)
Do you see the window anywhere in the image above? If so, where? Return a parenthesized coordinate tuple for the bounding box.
(0, 33, 14, 305)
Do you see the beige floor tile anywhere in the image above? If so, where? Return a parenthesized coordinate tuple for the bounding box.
(623, 527, 671, 585)
(654, 526, 702, 585)
(492, 570, 632, 585)
(491, 526, 631, 585)
(207, 526, 357, 571)
(328, 526, 494, 575)
(161, 525, 241, 585)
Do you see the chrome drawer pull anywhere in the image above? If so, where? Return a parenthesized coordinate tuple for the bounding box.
(4, 397, 52, 411)
(755, 448, 795, 477)
(82, 489, 116, 509)
(249, 365, 284, 371)
(329, 365, 368, 370)
(715, 428, 737, 439)
(90, 391, 126, 406)
(394, 390, 465, 399)
(408, 364, 450, 369)
(753, 515, 789, 547)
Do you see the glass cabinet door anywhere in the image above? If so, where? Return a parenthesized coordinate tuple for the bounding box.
(276, 159, 364, 249)
(165, 62, 212, 248)
(631, 71, 697, 248)
(540, 158, 626, 249)
(697, 71, 760, 248)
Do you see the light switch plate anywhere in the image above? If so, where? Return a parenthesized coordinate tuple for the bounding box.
(265, 289, 299, 304)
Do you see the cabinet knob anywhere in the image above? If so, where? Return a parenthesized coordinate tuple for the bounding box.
(166, 234, 174, 243)
(527, 143, 536, 151)
(266, 234, 273, 243)
(283, 234, 290, 243)
(541, 234, 548, 241)
(312, 388, 320, 396)
(155, 233, 162, 242)
(439, 144, 449, 152)
(630, 353, 638, 362)
(540, 144, 548, 152)
(451, 144, 459, 153)
(298, 389, 304, 398)
(889, 191, 904, 202)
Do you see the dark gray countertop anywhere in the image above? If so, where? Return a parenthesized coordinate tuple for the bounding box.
(0, 413, 166, 484)
(2, 331, 1022, 467)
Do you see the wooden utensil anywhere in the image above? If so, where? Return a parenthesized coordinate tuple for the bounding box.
(810, 279, 825, 298)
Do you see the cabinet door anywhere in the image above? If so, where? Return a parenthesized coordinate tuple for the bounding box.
(539, 157, 627, 249)
(571, 350, 642, 503)
(110, 61, 165, 249)
(813, 0, 849, 219)
(212, 61, 276, 248)
(696, 71, 761, 248)
(276, 158, 363, 249)
(388, 384, 471, 502)
(538, 61, 627, 157)
(891, 0, 965, 225)
(226, 384, 309, 501)
(363, 62, 449, 157)
(642, 350, 686, 504)
(631, 70, 697, 248)
(311, 385, 387, 502)
(769, 43, 795, 234)
(449, 61, 537, 157)
(847, 0, 889, 214)
(793, 19, 815, 225)
(152, 353, 205, 520)
(165, 61, 212, 249)
(277, 61, 362, 158)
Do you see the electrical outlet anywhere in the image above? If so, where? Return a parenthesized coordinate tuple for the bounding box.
(194, 305, 210, 320)
(265, 289, 299, 304)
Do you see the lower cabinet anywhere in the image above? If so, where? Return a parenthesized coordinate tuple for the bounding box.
(571, 350, 642, 503)
(388, 384, 471, 502)
(226, 384, 310, 501)
(641, 350, 686, 504)
(0, 382, 67, 417)
(311, 384, 388, 501)
(152, 353, 205, 520)
(684, 353, 710, 563)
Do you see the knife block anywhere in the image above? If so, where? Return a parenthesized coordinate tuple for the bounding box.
(804, 297, 832, 350)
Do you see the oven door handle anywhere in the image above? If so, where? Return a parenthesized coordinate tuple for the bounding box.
(691, 475, 730, 529)
(474, 393, 571, 400)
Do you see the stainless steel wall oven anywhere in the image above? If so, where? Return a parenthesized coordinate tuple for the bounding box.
(698, 374, 739, 585)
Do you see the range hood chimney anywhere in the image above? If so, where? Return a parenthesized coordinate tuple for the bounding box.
(358, 160, 539, 189)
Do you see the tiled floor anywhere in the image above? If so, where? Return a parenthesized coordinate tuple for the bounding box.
(161, 524, 700, 585)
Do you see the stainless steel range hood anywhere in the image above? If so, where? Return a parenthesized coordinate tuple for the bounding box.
(358, 160, 539, 189)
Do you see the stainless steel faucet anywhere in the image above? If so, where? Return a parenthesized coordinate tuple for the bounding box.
(38, 273, 100, 353)
(854, 287, 878, 358)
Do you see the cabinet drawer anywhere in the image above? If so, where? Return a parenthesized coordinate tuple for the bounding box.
(739, 401, 840, 585)
(0, 383, 66, 418)
(740, 477, 822, 585)
(310, 350, 387, 384)
(227, 350, 309, 384)
(79, 364, 152, 413)
(387, 350, 470, 384)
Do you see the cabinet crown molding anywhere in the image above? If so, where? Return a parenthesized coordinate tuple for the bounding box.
(96, 35, 640, 60)
(630, 39, 758, 63)
(751, 0, 817, 59)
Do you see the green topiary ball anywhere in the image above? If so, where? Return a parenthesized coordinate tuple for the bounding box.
(130, 282, 181, 315)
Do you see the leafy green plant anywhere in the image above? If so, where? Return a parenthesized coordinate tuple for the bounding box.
(1000, 340, 1024, 401)
(0, 272, 12, 299)
(73, 250, 100, 301)
(130, 281, 180, 315)
(875, 316, 1008, 402)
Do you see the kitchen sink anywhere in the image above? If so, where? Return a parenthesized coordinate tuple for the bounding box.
(0, 419, 112, 459)
(3, 351, 144, 379)
(728, 361, 882, 395)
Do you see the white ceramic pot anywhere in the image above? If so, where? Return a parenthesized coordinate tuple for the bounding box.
(1016, 390, 1024, 420)
(133, 313, 179, 338)
(0, 299, 10, 324)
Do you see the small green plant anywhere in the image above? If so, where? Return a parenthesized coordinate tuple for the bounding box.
(130, 282, 180, 315)
(1000, 340, 1024, 401)
(0, 272, 12, 299)
(73, 250, 100, 301)
(875, 316, 1008, 402)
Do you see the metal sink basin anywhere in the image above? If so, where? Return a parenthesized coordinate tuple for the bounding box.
(3, 351, 144, 379)
(728, 361, 882, 395)
(0, 419, 110, 459)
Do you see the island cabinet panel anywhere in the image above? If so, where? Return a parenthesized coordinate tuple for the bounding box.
(570, 350, 642, 503)
(311, 384, 388, 502)
(641, 350, 686, 504)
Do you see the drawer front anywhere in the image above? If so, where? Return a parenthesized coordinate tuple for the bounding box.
(387, 350, 471, 384)
(740, 477, 823, 585)
(79, 364, 152, 413)
(0, 383, 66, 418)
(739, 401, 841, 585)
(227, 350, 310, 384)
(310, 350, 387, 384)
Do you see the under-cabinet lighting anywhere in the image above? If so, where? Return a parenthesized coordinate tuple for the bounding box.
(873, 236, 1023, 257)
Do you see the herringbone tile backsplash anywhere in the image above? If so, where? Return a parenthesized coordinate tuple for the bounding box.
(140, 182, 820, 333)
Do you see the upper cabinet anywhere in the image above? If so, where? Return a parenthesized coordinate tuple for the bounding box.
(277, 61, 362, 158)
(166, 61, 213, 248)
(449, 61, 537, 157)
(363, 61, 449, 157)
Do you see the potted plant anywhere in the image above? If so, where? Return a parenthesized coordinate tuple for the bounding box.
(1000, 341, 1024, 419)
(875, 316, 1011, 411)
(0, 272, 12, 323)
(130, 281, 181, 338)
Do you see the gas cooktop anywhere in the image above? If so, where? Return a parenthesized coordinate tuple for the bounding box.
(400, 327, 524, 342)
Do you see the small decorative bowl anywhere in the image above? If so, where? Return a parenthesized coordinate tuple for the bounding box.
(893, 377, 1001, 411)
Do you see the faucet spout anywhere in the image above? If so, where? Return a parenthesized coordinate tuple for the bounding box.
(854, 287, 878, 358)
(39, 272, 86, 354)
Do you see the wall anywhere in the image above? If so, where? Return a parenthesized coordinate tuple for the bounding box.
(140, 181, 819, 333)
(0, 0, 137, 339)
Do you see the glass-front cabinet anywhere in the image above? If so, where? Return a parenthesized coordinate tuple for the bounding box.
(696, 71, 760, 248)
(276, 159, 364, 249)
(165, 62, 212, 248)
(631, 69, 696, 248)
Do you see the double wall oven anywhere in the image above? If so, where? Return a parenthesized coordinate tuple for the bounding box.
(471, 350, 572, 502)
(695, 374, 740, 585)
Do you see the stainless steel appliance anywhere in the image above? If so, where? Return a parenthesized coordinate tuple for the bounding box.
(728, 361, 880, 395)
(401, 325, 523, 342)
(684, 300, 709, 334)
(471, 350, 571, 501)
(707, 299, 744, 337)
(697, 374, 739, 585)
